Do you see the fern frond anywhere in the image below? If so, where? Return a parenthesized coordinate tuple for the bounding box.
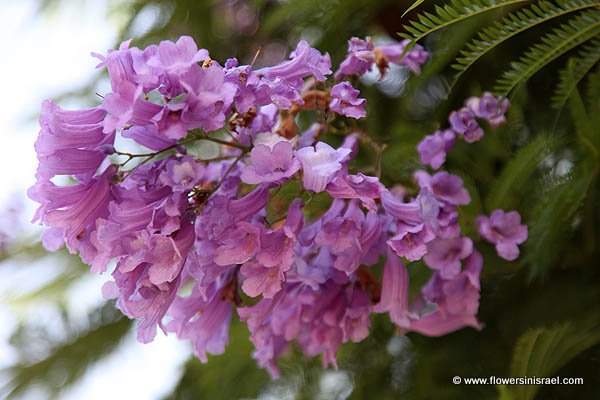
(526, 168, 593, 278)
(495, 9, 600, 96)
(509, 319, 600, 400)
(486, 135, 557, 211)
(399, 0, 529, 44)
(586, 64, 600, 110)
(402, 0, 426, 19)
(585, 65, 600, 132)
(452, 0, 599, 85)
(567, 81, 600, 155)
(553, 37, 600, 110)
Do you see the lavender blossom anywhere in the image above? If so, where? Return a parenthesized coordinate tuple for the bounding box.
(335, 37, 428, 80)
(423, 236, 473, 279)
(329, 82, 367, 119)
(466, 92, 510, 127)
(241, 141, 301, 185)
(373, 251, 414, 327)
(449, 107, 484, 143)
(417, 129, 456, 169)
(296, 142, 352, 192)
(477, 210, 528, 261)
(409, 251, 483, 336)
(377, 39, 429, 74)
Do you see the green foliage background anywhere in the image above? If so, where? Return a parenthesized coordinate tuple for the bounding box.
(2, 0, 599, 399)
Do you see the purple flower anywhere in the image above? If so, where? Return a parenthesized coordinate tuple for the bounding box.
(34, 101, 115, 182)
(148, 36, 209, 77)
(122, 125, 176, 151)
(180, 64, 237, 134)
(326, 173, 384, 211)
(92, 40, 138, 91)
(213, 221, 262, 266)
(241, 261, 285, 299)
(103, 260, 181, 343)
(477, 210, 527, 261)
(329, 82, 366, 119)
(160, 156, 204, 192)
(373, 251, 414, 327)
(166, 281, 233, 362)
(449, 107, 484, 143)
(417, 129, 456, 169)
(35, 101, 113, 158)
(381, 189, 422, 224)
(335, 37, 428, 80)
(101, 81, 162, 133)
(144, 220, 196, 285)
(255, 40, 332, 85)
(383, 188, 440, 261)
(415, 170, 471, 206)
(377, 39, 428, 75)
(423, 236, 473, 279)
(409, 251, 483, 336)
(334, 37, 375, 80)
(241, 141, 301, 185)
(29, 167, 116, 264)
(315, 200, 381, 275)
(295, 142, 352, 192)
(241, 200, 304, 298)
(261, 77, 303, 109)
(466, 92, 510, 127)
(388, 222, 435, 261)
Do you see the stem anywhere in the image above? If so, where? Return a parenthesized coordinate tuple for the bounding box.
(211, 153, 246, 193)
(189, 130, 250, 151)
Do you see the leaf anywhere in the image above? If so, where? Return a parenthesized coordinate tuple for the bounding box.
(585, 65, 600, 134)
(495, 9, 600, 96)
(399, 0, 530, 46)
(508, 318, 600, 400)
(1, 304, 131, 399)
(452, 0, 599, 88)
(266, 179, 302, 223)
(525, 168, 593, 278)
(486, 135, 557, 211)
(553, 36, 600, 111)
(566, 79, 600, 156)
(402, 0, 427, 19)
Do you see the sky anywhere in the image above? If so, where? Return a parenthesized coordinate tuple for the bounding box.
(0, 1, 189, 399)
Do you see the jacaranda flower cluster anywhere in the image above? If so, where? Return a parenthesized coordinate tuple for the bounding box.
(29, 35, 527, 378)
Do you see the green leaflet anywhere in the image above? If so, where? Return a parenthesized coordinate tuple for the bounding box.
(2, 305, 131, 399)
(486, 135, 556, 211)
(402, 0, 427, 19)
(553, 37, 600, 111)
(399, 0, 529, 46)
(508, 318, 600, 400)
(585, 64, 600, 125)
(452, 0, 598, 88)
(495, 9, 600, 96)
(525, 168, 594, 278)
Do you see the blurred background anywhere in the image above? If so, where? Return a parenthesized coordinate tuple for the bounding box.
(0, 0, 599, 399)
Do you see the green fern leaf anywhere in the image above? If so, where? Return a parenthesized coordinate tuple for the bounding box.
(399, 0, 530, 45)
(452, 0, 598, 86)
(495, 9, 600, 96)
(553, 37, 600, 110)
(526, 168, 593, 278)
(402, 0, 427, 19)
(486, 135, 557, 211)
(585, 63, 600, 112)
(509, 318, 600, 400)
(566, 79, 600, 155)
